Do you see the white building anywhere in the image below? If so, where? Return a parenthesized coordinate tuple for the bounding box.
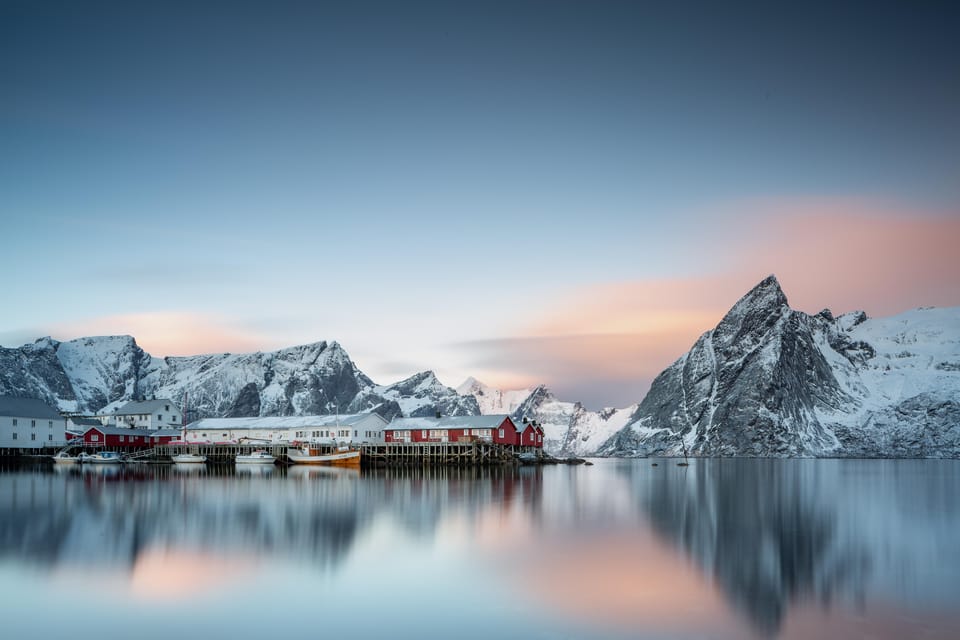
(0, 396, 67, 449)
(184, 413, 388, 445)
(97, 399, 182, 430)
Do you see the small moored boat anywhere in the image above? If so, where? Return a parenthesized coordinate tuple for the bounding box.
(235, 450, 276, 465)
(52, 450, 81, 464)
(81, 451, 123, 464)
(171, 453, 207, 464)
(287, 445, 360, 467)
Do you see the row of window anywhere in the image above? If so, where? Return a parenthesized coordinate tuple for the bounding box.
(117, 413, 177, 422)
(9, 419, 55, 428)
(10, 433, 54, 441)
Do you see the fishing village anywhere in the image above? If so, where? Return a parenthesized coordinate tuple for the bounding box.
(0, 396, 578, 468)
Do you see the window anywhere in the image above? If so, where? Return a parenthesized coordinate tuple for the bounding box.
(119, 435, 125, 442)
(354, 430, 358, 437)
(91, 435, 99, 442)
(498, 428, 504, 438)
(48, 434, 53, 441)
(421, 430, 427, 439)
(12, 419, 16, 426)
(222, 433, 228, 438)
(158, 415, 162, 421)
(165, 405, 170, 412)
(31, 420, 36, 427)
(31, 433, 36, 441)
(12, 433, 17, 440)
(48, 421, 53, 428)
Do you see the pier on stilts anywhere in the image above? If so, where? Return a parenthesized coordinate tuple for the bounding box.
(2, 441, 538, 467)
(153, 441, 529, 466)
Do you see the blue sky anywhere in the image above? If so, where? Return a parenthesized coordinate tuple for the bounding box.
(2, 1, 958, 407)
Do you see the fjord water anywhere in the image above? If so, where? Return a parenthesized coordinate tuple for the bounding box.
(2, 459, 959, 639)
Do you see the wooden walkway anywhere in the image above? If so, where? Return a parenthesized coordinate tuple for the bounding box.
(1, 441, 541, 466)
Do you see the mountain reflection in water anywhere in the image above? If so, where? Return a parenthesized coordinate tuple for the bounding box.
(1, 459, 958, 639)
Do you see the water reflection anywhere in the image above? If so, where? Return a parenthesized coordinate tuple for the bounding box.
(0, 459, 958, 639)
(619, 459, 960, 637)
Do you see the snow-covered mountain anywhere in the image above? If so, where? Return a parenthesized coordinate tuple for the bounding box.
(457, 378, 636, 457)
(0, 336, 476, 421)
(455, 377, 532, 415)
(600, 275, 960, 458)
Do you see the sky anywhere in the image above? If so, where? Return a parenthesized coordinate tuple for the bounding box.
(1, 0, 959, 409)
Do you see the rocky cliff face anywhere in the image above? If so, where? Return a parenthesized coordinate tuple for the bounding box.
(600, 276, 960, 457)
(0, 337, 475, 422)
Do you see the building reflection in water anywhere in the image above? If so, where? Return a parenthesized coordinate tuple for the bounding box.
(1, 459, 959, 639)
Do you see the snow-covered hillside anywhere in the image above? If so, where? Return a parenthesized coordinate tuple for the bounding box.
(456, 377, 532, 415)
(600, 276, 960, 458)
(457, 379, 637, 457)
(0, 337, 476, 422)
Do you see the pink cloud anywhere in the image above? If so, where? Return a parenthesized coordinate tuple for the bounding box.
(489, 197, 960, 408)
(50, 312, 275, 356)
(727, 198, 960, 316)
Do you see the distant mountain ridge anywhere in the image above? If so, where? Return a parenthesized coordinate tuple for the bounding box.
(455, 377, 636, 457)
(0, 336, 477, 421)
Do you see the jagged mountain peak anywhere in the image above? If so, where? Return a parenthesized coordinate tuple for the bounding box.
(601, 278, 960, 459)
(456, 376, 482, 395)
(726, 274, 787, 317)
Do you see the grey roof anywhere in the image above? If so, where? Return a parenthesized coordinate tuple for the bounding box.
(83, 425, 167, 437)
(68, 417, 101, 427)
(386, 415, 513, 431)
(113, 399, 180, 415)
(187, 413, 386, 431)
(0, 396, 62, 420)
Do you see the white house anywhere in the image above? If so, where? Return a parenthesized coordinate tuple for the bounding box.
(183, 413, 388, 444)
(0, 396, 67, 449)
(97, 399, 182, 430)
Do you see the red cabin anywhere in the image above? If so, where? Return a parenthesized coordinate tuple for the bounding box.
(385, 415, 519, 445)
(516, 421, 541, 448)
(82, 426, 179, 449)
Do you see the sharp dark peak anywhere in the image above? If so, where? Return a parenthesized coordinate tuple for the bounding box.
(719, 275, 788, 321)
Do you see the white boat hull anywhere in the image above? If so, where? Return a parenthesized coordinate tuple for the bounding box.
(171, 454, 207, 464)
(236, 455, 276, 465)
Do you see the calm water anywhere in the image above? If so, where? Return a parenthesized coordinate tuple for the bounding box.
(2, 458, 959, 639)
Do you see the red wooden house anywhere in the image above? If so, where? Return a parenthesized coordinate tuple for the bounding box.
(515, 420, 544, 448)
(385, 415, 519, 445)
(81, 426, 179, 449)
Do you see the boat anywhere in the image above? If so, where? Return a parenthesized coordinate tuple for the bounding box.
(170, 394, 206, 463)
(517, 451, 539, 464)
(81, 451, 123, 464)
(171, 452, 207, 464)
(236, 450, 276, 465)
(287, 444, 360, 467)
(52, 450, 81, 464)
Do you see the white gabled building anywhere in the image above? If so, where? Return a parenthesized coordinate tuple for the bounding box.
(183, 413, 388, 445)
(0, 396, 67, 449)
(97, 399, 182, 430)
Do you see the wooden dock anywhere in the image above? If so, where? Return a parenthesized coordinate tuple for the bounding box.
(1, 441, 540, 467)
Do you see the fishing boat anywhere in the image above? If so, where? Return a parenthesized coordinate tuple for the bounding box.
(235, 450, 276, 465)
(171, 392, 206, 463)
(52, 450, 81, 464)
(287, 444, 360, 467)
(81, 451, 123, 464)
(171, 452, 206, 464)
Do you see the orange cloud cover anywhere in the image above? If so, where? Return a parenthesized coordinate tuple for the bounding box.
(50, 311, 274, 356)
(484, 198, 960, 406)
